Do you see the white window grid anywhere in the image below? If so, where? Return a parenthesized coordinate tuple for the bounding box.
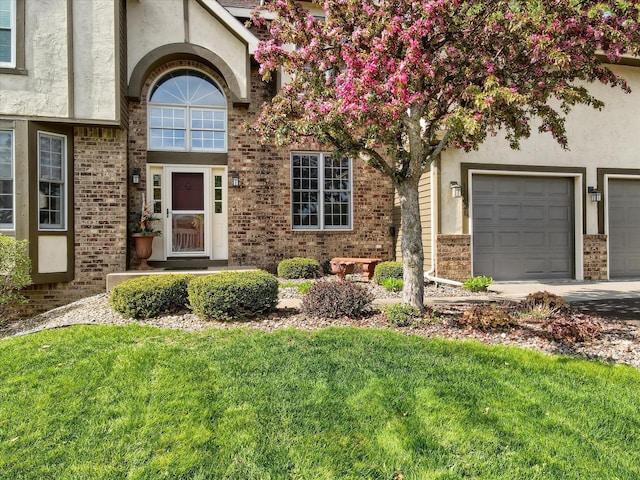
(0, 0, 15, 68)
(38, 132, 66, 230)
(291, 152, 352, 230)
(0, 129, 13, 229)
(148, 105, 226, 152)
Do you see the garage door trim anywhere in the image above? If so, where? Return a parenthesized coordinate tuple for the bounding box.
(467, 168, 584, 281)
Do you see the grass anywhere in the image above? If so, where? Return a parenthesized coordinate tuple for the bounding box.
(1, 325, 639, 479)
(279, 280, 314, 294)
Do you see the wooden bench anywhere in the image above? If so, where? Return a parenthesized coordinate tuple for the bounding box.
(330, 257, 383, 281)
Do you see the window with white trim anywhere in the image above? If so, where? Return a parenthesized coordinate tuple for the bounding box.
(38, 132, 66, 229)
(0, 129, 13, 229)
(0, 0, 15, 68)
(148, 69, 227, 152)
(291, 152, 352, 230)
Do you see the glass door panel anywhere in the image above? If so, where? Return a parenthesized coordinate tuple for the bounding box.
(172, 213, 205, 253)
(168, 170, 208, 257)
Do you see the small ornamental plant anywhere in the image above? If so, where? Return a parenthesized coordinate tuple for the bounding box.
(0, 234, 32, 318)
(130, 203, 161, 236)
(380, 278, 403, 292)
(384, 303, 422, 327)
(463, 275, 493, 292)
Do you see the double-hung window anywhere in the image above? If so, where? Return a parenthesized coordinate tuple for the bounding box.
(38, 132, 66, 230)
(291, 152, 352, 230)
(0, 0, 15, 68)
(0, 129, 13, 229)
(148, 69, 227, 152)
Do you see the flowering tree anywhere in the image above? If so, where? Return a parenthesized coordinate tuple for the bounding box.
(250, 0, 640, 310)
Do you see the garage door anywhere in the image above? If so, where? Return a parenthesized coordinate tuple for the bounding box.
(609, 179, 640, 278)
(472, 175, 574, 280)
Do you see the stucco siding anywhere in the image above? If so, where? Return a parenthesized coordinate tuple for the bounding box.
(440, 64, 640, 236)
(189, 0, 248, 97)
(0, 0, 120, 122)
(127, 0, 185, 78)
(127, 0, 251, 100)
(0, 0, 69, 118)
(72, 0, 119, 121)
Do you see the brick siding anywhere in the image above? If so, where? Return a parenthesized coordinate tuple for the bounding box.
(128, 59, 395, 273)
(20, 127, 128, 315)
(435, 234, 471, 282)
(583, 234, 608, 280)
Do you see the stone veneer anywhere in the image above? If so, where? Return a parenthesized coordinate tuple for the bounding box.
(20, 127, 128, 315)
(435, 234, 471, 282)
(127, 59, 396, 272)
(583, 234, 608, 280)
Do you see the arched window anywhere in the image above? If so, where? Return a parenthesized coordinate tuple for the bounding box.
(148, 69, 227, 152)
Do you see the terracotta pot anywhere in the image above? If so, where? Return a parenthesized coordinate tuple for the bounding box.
(132, 234, 156, 270)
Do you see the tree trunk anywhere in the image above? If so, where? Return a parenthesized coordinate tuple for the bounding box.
(396, 179, 424, 311)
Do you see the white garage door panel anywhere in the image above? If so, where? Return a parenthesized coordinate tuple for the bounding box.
(609, 179, 640, 278)
(472, 175, 574, 281)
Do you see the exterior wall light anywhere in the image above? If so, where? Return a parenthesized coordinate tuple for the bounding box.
(588, 186, 602, 203)
(450, 181, 462, 198)
(231, 171, 240, 188)
(132, 168, 141, 185)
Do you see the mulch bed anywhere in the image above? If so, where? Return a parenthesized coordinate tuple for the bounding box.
(2, 288, 638, 369)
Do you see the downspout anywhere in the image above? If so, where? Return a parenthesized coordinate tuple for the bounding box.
(423, 156, 463, 287)
(424, 270, 463, 287)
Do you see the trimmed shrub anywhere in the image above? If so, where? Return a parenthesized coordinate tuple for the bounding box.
(110, 274, 192, 319)
(463, 275, 493, 292)
(381, 278, 403, 292)
(188, 270, 278, 321)
(302, 279, 373, 319)
(458, 304, 516, 330)
(0, 234, 32, 317)
(277, 257, 322, 279)
(384, 303, 421, 327)
(373, 261, 403, 284)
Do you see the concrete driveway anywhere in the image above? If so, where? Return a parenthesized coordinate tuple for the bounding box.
(490, 279, 640, 322)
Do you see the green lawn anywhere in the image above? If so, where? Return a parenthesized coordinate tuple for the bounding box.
(0, 326, 638, 479)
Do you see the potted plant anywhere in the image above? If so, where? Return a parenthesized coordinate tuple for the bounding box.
(130, 203, 161, 270)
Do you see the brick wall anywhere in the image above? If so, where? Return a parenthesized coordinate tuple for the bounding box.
(128, 59, 396, 272)
(435, 234, 471, 282)
(583, 234, 608, 280)
(20, 126, 128, 315)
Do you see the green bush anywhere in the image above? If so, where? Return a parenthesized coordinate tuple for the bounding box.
(463, 275, 493, 292)
(277, 257, 322, 279)
(302, 279, 373, 319)
(373, 261, 403, 284)
(188, 270, 278, 321)
(380, 278, 403, 292)
(384, 303, 421, 327)
(0, 234, 32, 317)
(109, 274, 192, 319)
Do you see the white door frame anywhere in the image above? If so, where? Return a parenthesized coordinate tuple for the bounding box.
(165, 166, 212, 258)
